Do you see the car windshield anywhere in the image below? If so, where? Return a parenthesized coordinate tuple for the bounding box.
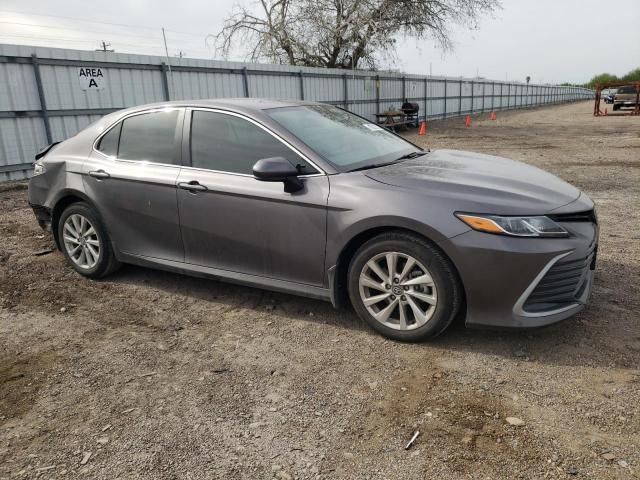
(617, 86, 636, 94)
(266, 105, 420, 172)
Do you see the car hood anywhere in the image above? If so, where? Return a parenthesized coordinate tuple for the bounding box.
(364, 149, 582, 215)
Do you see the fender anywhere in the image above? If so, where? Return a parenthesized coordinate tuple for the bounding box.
(49, 188, 113, 250)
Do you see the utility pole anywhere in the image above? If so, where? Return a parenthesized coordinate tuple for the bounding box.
(161, 28, 176, 98)
(95, 41, 114, 52)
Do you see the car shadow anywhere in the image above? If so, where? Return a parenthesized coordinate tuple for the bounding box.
(108, 263, 366, 331)
(106, 257, 639, 371)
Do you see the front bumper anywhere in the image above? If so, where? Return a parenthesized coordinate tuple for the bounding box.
(449, 219, 598, 329)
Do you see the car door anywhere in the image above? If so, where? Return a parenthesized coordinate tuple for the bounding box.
(82, 108, 185, 262)
(176, 108, 329, 286)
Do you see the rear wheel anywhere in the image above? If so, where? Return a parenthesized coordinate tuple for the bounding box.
(347, 232, 462, 342)
(58, 202, 120, 278)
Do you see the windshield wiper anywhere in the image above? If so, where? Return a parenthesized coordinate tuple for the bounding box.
(346, 151, 428, 173)
(395, 150, 428, 161)
(347, 160, 400, 172)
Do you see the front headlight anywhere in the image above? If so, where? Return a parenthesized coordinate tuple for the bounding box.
(33, 162, 46, 176)
(455, 213, 569, 238)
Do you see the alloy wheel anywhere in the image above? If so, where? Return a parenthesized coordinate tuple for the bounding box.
(62, 214, 101, 269)
(358, 251, 438, 330)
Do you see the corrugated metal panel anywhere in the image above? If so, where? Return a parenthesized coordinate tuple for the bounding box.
(49, 114, 104, 141)
(0, 62, 40, 111)
(0, 116, 47, 178)
(0, 43, 594, 182)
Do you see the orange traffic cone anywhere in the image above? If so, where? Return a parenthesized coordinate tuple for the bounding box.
(490, 111, 497, 120)
(418, 121, 427, 135)
(465, 115, 472, 127)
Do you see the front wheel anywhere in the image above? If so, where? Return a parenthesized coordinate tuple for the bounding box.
(347, 232, 463, 342)
(58, 202, 120, 278)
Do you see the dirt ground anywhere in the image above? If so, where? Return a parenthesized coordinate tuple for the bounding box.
(1, 100, 639, 480)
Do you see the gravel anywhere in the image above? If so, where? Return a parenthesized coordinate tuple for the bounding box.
(1, 101, 638, 479)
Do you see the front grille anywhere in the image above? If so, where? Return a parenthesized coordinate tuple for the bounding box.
(523, 246, 595, 313)
(547, 210, 597, 224)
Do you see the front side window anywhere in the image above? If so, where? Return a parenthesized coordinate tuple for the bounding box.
(117, 110, 180, 164)
(190, 111, 316, 175)
(266, 104, 419, 172)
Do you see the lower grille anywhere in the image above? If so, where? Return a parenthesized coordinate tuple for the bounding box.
(523, 247, 595, 313)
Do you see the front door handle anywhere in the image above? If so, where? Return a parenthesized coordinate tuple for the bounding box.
(177, 181, 208, 193)
(88, 170, 110, 180)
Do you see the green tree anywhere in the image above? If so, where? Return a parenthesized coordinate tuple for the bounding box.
(621, 68, 640, 82)
(587, 73, 619, 88)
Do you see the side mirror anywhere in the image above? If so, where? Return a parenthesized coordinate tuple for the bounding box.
(253, 157, 303, 193)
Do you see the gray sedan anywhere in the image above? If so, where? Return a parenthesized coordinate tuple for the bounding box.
(28, 99, 598, 341)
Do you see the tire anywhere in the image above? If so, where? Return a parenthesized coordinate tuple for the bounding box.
(347, 232, 463, 342)
(57, 202, 120, 278)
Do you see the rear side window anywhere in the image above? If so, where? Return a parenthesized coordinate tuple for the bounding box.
(118, 110, 180, 164)
(97, 122, 121, 156)
(190, 111, 316, 175)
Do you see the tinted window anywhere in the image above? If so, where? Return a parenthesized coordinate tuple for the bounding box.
(190, 111, 315, 175)
(618, 86, 636, 94)
(97, 122, 121, 156)
(118, 110, 179, 164)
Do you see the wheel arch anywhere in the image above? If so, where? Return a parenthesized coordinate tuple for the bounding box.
(50, 189, 101, 249)
(329, 225, 465, 311)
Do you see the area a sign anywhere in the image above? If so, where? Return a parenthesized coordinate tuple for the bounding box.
(78, 67, 106, 90)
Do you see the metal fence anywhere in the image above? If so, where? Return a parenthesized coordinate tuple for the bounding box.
(0, 43, 593, 182)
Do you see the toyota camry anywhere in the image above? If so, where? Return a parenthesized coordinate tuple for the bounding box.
(28, 99, 598, 341)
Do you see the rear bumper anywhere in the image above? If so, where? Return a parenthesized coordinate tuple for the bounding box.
(448, 220, 598, 329)
(29, 202, 52, 231)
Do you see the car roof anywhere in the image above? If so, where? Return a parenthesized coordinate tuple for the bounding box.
(115, 98, 315, 117)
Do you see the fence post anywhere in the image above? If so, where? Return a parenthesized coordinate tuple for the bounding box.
(343, 73, 348, 108)
(298, 70, 305, 101)
(470, 80, 474, 114)
(499, 82, 503, 109)
(458, 79, 463, 116)
(481, 82, 485, 112)
(402, 75, 406, 101)
(443, 79, 447, 119)
(160, 62, 171, 101)
(31, 54, 52, 144)
(375, 75, 380, 115)
(423, 77, 428, 121)
(242, 67, 250, 97)
(491, 82, 495, 110)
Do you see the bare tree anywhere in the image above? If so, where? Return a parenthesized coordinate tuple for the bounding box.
(213, 0, 500, 69)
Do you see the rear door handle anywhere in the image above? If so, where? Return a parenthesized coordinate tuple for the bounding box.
(88, 170, 110, 179)
(177, 181, 208, 193)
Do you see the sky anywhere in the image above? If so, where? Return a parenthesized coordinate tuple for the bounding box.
(0, 0, 638, 84)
